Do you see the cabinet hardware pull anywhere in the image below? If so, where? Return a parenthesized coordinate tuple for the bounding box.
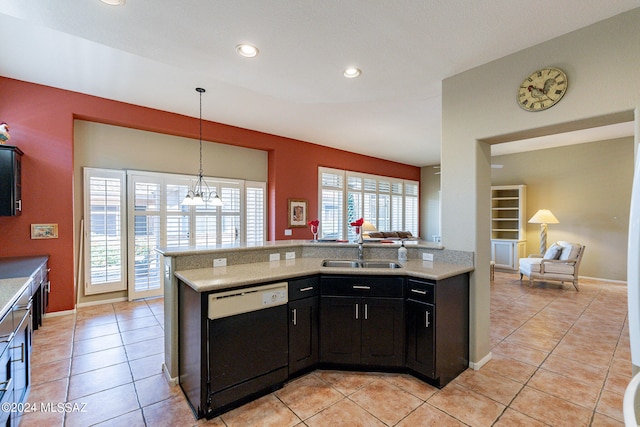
(16, 200, 21, 212)
(11, 343, 25, 363)
(0, 378, 12, 393)
(352, 285, 370, 290)
(14, 302, 32, 311)
(299, 287, 314, 292)
(364, 303, 368, 320)
(355, 303, 359, 320)
(410, 289, 427, 295)
(425, 310, 431, 328)
(0, 333, 14, 344)
(292, 308, 297, 326)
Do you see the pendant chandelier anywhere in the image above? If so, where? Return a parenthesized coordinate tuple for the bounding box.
(182, 87, 223, 206)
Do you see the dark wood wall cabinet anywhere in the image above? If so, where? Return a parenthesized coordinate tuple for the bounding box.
(0, 145, 23, 216)
(178, 272, 469, 420)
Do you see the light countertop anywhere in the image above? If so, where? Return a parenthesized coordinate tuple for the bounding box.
(176, 257, 473, 293)
(0, 256, 48, 321)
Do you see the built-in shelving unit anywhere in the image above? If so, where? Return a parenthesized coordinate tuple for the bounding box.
(491, 185, 526, 271)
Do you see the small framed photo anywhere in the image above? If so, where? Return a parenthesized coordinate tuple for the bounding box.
(31, 224, 58, 239)
(288, 199, 308, 228)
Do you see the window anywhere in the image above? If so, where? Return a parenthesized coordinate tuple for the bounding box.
(318, 167, 419, 239)
(84, 168, 266, 298)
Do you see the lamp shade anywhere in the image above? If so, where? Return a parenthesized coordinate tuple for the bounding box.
(362, 220, 377, 232)
(528, 209, 559, 224)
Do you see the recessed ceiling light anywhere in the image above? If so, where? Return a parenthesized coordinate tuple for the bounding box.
(343, 67, 362, 78)
(100, 0, 125, 5)
(236, 44, 259, 58)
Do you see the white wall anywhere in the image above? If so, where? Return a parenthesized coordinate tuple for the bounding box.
(441, 9, 640, 364)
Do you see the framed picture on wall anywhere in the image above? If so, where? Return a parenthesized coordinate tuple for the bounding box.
(31, 223, 58, 239)
(288, 199, 307, 228)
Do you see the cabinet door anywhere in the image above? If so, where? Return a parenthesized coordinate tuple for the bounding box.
(0, 147, 22, 217)
(405, 299, 435, 379)
(288, 296, 319, 376)
(491, 240, 516, 270)
(320, 296, 360, 365)
(361, 298, 404, 367)
(11, 310, 31, 427)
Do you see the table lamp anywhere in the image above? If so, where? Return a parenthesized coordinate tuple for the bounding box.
(528, 209, 559, 255)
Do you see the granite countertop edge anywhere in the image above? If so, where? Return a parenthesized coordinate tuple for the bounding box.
(175, 258, 474, 293)
(0, 277, 31, 320)
(157, 239, 444, 256)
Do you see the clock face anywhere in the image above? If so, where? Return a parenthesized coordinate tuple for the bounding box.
(517, 67, 567, 111)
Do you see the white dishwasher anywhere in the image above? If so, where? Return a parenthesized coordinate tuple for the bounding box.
(206, 282, 289, 416)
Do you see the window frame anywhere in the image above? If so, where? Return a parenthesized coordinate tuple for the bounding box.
(83, 168, 128, 295)
(84, 167, 266, 298)
(318, 167, 419, 240)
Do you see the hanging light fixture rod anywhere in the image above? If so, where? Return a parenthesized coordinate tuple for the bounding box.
(182, 87, 223, 207)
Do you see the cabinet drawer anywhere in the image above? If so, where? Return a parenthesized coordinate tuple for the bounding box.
(321, 276, 404, 298)
(406, 279, 435, 304)
(288, 276, 319, 301)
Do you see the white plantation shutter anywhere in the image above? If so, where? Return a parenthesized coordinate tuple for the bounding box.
(246, 182, 266, 244)
(318, 167, 419, 238)
(85, 168, 266, 299)
(320, 169, 344, 239)
(130, 177, 163, 298)
(84, 168, 127, 294)
(405, 183, 419, 236)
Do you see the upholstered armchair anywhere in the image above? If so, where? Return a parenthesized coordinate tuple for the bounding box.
(519, 241, 585, 291)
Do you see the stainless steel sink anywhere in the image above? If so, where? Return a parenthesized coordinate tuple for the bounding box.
(321, 260, 403, 269)
(361, 261, 403, 269)
(321, 260, 361, 268)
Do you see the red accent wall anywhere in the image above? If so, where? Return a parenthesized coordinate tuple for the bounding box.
(0, 77, 420, 312)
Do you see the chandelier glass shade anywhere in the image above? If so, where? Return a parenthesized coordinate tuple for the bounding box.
(182, 88, 223, 207)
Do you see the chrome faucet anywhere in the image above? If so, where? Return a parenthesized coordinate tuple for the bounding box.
(357, 233, 364, 260)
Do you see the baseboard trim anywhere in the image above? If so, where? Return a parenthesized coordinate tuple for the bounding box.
(469, 352, 492, 370)
(162, 363, 179, 387)
(43, 309, 76, 318)
(580, 275, 627, 285)
(76, 296, 128, 308)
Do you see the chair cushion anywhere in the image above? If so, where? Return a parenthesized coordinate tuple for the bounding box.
(543, 243, 563, 260)
(558, 241, 582, 261)
(519, 257, 541, 274)
(519, 256, 575, 275)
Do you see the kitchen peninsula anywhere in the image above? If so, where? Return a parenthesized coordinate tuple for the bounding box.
(158, 240, 473, 419)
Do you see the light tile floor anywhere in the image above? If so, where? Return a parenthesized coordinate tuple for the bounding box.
(22, 272, 630, 426)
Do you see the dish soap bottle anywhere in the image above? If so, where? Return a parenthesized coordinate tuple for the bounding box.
(398, 240, 407, 262)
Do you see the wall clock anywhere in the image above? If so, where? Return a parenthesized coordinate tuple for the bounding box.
(517, 67, 567, 111)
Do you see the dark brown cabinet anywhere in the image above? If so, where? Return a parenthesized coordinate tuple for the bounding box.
(0, 145, 23, 216)
(32, 261, 50, 331)
(405, 274, 469, 387)
(288, 276, 319, 377)
(320, 275, 404, 368)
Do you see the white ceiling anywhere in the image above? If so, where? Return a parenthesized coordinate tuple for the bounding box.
(0, 1, 637, 167)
